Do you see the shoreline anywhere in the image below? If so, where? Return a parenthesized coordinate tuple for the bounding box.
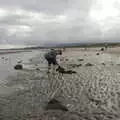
(0, 50, 32, 55)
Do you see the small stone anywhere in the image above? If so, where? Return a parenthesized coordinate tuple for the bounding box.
(1, 56, 4, 59)
(78, 59, 84, 61)
(101, 63, 105, 66)
(36, 68, 40, 70)
(96, 53, 100, 55)
(56, 66, 77, 74)
(77, 64, 82, 67)
(65, 58, 69, 61)
(101, 48, 104, 51)
(17, 60, 22, 63)
(14, 64, 23, 70)
(85, 63, 93, 67)
(45, 99, 68, 111)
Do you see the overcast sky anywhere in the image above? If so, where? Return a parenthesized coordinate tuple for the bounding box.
(0, 0, 120, 48)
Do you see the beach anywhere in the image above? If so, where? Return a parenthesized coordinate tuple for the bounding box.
(0, 47, 120, 119)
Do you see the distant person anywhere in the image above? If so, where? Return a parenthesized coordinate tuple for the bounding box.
(44, 49, 62, 73)
(63, 47, 66, 52)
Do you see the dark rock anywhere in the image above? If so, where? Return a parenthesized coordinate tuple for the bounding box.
(17, 60, 22, 63)
(70, 64, 76, 68)
(65, 58, 69, 61)
(96, 53, 100, 55)
(45, 99, 68, 111)
(85, 63, 93, 67)
(76, 64, 82, 67)
(56, 66, 77, 74)
(78, 59, 84, 61)
(5, 58, 8, 61)
(70, 64, 82, 68)
(14, 64, 23, 70)
(101, 48, 104, 51)
(56, 66, 65, 72)
(101, 63, 105, 66)
(65, 70, 77, 74)
(1, 56, 4, 59)
(29, 59, 32, 62)
(36, 68, 40, 70)
(60, 59, 63, 61)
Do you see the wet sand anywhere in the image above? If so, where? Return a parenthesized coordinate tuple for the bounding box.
(0, 50, 44, 94)
(0, 48, 120, 119)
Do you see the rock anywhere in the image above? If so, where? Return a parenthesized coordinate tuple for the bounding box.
(38, 111, 83, 120)
(96, 53, 100, 55)
(1, 56, 4, 59)
(101, 48, 104, 51)
(85, 63, 93, 67)
(5, 58, 8, 61)
(14, 64, 23, 70)
(70, 64, 82, 68)
(56, 66, 65, 72)
(45, 99, 68, 111)
(77, 64, 82, 67)
(56, 66, 77, 74)
(70, 64, 76, 68)
(29, 59, 32, 62)
(60, 58, 63, 61)
(17, 60, 22, 63)
(36, 68, 40, 70)
(101, 63, 105, 66)
(78, 59, 84, 61)
(65, 70, 77, 74)
(65, 58, 69, 61)
(35, 64, 38, 66)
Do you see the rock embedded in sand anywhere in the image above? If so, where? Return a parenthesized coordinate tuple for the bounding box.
(5, 58, 8, 61)
(45, 99, 68, 111)
(85, 63, 94, 67)
(14, 64, 23, 70)
(17, 60, 22, 63)
(29, 59, 32, 62)
(78, 59, 84, 61)
(69, 64, 82, 68)
(101, 63, 105, 66)
(1, 56, 4, 59)
(38, 111, 82, 120)
(101, 48, 104, 51)
(96, 53, 100, 55)
(36, 68, 40, 71)
(56, 66, 77, 74)
(65, 58, 69, 61)
(76, 64, 82, 67)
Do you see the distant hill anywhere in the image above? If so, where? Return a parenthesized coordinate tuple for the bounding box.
(0, 42, 120, 50)
(46, 42, 120, 48)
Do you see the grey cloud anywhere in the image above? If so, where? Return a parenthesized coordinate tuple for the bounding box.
(0, 0, 92, 14)
(0, 0, 95, 45)
(0, 0, 71, 14)
(0, 0, 119, 47)
(0, 14, 29, 26)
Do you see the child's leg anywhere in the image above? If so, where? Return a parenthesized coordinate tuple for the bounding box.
(52, 59, 58, 74)
(48, 63, 51, 73)
(46, 58, 51, 73)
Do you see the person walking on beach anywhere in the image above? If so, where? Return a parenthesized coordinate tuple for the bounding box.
(44, 49, 62, 73)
